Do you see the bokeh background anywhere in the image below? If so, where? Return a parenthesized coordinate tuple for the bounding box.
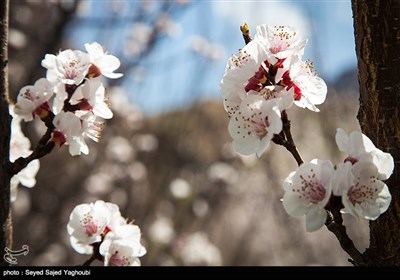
(8, 0, 368, 266)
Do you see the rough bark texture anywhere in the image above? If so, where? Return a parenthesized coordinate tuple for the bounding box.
(0, 0, 12, 267)
(352, 0, 400, 266)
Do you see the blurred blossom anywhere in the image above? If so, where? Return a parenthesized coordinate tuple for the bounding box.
(84, 172, 113, 195)
(15, 6, 33, 24)
(134, 134, 158, 152)
(109, 87, 144, 129)
(189, 35, 207, 54)
(128, 161, 147, 182)
(179, 232, 222, 266)
(192, 199, 209, 218)
(148, 217, 175, 245)
(169, 178, 192, 199)
(9, 28, 27, 49)
(106, 136, 135, 163)
(156, 14, 182, 37)
(206, 43, 225, 61)
(208, 162, 238, 185)
(125, 23, 153, 58)
(110, 189, 128, 209)
(189, 35, 225, 61)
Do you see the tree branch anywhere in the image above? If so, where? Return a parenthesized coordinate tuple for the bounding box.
(0, 0, 11, 266)
(325, 203, 366, 266)
(272, 111, 304, 166)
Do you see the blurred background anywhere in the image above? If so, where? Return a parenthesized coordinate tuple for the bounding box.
(8, 0, 368, 266)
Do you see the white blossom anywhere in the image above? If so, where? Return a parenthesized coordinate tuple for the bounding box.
(85, 42, 123, 79)
(228, 95, 282, 157)
(70, 79, 113, 119)
(42, 49, 91, 85)
(282, 159, 334, 232)
(9, 105, 40, 202)
(99, 224, 146, 266)
(332, 161, 391, 220)
(14, 78, 54, 121)
(335, 128, 394, 180)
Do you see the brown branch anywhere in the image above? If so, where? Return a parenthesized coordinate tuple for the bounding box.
(325, 208, 366, 266)
(0, 0, 11, 266)
(81, 242, 102, 266)
(10, 138, 55, 176)
(272, 111, 304, 166)
(281, 111, 303, 166)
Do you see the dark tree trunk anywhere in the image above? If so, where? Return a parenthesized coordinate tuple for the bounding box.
(0, 0, 12, 267)
(352, 0, 400, 266)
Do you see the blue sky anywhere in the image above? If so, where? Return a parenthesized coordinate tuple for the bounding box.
(68, 0, 357, 115)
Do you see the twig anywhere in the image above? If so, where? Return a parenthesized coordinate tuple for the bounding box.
(272, 111, 304, 166)
(325, 209, 366, 266)
(10, 141, 55, 175)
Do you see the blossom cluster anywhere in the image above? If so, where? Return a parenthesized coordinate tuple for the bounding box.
(220, 24, 327, 157)
(282, 128, 394, 231)
(9, 104, 40, 202)
(67, 200, 146, 266)
(13, 42, 122, 156)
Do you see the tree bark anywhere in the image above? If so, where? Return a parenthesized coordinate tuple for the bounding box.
(352, 0, 400, 266)
(0, 0, 12, 267)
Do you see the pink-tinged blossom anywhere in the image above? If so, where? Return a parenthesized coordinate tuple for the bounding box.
(228, 95, 282, 157)
(67, 200, 113, 248)
(282, 159, 334, 232)
(9, 105, 40, 202)
(221, 40, 269, 116)
(42, 49, 90, 85)
(220, 26, 305, 118)
(332, 161, 391, 220)
(67, 201, 128, 255)
(254, 24, 307, 64)
(14, 78, 54, 121)
(52, 111, 88, 156)
(276, 57, 327, 112)
(99, 224, 147, 266)
(335, 128, 394, 180)
(85, 42, 123, 79)
(70, 79, 113, 119)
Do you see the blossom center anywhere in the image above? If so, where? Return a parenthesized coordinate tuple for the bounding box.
(252, 116, 269, 140)
(347, 177, 379, 206)
(109, 251, 130, 266)
(80, 213, 99, 237)
(297, 170, 326, 203)
(344, 156, 358, 165)
(21, 89, 35, 102)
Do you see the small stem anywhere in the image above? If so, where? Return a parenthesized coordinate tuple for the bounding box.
(282, 111, 303, 166)
(272, 111, 304, 166)
(81, 242, 102, 266)
(325, 210, 366, 266)
(9, 140, 55, 175)
(81, 254, 98, 267)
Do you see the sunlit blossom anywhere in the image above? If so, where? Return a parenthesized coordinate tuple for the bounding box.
(282, 159, 334, 232)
